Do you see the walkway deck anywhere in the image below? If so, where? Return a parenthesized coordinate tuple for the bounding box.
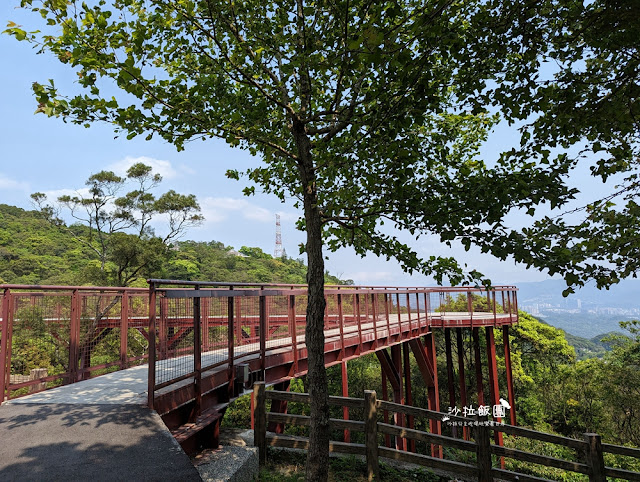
(0, 403, 200, 481)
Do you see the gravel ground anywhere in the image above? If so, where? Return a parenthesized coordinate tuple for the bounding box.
(192, 429, 258, 482)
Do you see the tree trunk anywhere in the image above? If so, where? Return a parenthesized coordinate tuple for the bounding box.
(293, 121, 330, 482)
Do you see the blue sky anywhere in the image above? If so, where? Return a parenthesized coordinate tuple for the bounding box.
(0, 3, 604, 287)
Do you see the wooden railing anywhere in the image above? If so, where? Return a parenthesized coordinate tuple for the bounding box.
(253, 383, 640, 482)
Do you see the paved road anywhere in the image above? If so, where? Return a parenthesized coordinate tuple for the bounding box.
(0, 403, 201, 481)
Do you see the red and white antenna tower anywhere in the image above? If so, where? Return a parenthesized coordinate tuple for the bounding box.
(274, 214, 283, 258)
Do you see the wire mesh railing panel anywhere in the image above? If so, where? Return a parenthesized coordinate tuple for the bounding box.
(126, 293, 149, 367)
(409, 292, 423, 322)
(78, 293, 121, 377)
(376, 293, 391, 334)
(361, 292, 372, 326)
(295, 295, 308, 340)
(9, 293, 70, 396)
(266, 295, 291, 350)
(388, 291, 400, 317)
(128, 292, 150, 328)
(236, 296, 261, 355)
(324, 293, 340, 333)
(340, 294, 357, 333)
(469, 290, 492, 314)
(428, 291, 445, 322)
(201, 296, 229, 369)
(156, 297, 195, 386)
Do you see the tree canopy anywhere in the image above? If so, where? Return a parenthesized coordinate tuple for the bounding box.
(31, 162, 203, 286)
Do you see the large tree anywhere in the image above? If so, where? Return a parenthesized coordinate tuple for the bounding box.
(32, 162, 203, 286)
(7, 1, 635, 479)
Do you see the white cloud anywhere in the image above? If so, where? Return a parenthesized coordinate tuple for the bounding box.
(107, 156, 178, 179)
(177, 163, 197, 176)
(200, 196, 292, 224)
(0, 173, 29, 191)
(42, 187, 91, 200)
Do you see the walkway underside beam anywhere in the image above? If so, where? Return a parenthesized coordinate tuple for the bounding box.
(408, 338, 434, 388)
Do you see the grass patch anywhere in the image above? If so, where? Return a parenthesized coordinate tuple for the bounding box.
(259, 448, 447, 481)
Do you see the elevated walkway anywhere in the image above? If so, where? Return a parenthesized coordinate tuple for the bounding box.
(0, 282, 520, 477)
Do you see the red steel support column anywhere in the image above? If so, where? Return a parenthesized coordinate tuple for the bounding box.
(472, 327, 485, 406)
(444, 328, 457, 438)
(486, 326, 504, 467)
(503, 325, 517, 425)
(0, 288, 10, 403)
(147, 283, 157, 410)
(402, 342, 415, 452)
(425, 331, 442, 458)
(342, 361, 350, 443)
(390, 344, 405, 450)
(120, 291, 129, 369)
(456, 328, 469, 440)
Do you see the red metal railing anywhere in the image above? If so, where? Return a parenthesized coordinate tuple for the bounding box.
(0, 285, 150, 401)
(0, 282, 518, 405)
(146, 280, 519, 412)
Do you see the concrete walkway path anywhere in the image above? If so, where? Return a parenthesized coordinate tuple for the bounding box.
(0, 403, 201, 481)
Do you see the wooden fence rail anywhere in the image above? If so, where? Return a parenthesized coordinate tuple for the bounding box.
(253, 383, 640, 482)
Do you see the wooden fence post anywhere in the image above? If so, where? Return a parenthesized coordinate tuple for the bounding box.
(584, 433, 606, 482)
(364, 389, 379, 481)
(476, 415, 492, 482)
(254, 382, 266, 466)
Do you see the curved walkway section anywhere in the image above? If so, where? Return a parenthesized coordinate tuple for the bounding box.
(0, 403, 200, 481)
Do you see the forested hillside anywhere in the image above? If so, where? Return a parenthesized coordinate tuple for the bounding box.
(0, 203, 343, 286)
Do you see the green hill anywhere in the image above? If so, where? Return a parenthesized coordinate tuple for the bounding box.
(0, 203, 342, 286)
